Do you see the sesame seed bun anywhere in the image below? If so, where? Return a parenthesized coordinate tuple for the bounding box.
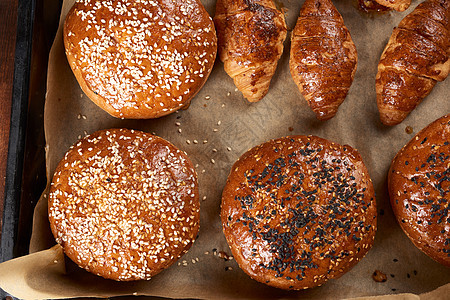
(49, 128, 199, 280)
(221, 136, 377, 290)
(63, 0, 217, 119)
(389, 114, 450, 267)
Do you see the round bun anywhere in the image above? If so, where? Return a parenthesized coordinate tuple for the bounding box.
(221, 135, 377, 290)
(389, 114, 450, 267)
(49, 128, 199, 280)
(63, 0, 217, 119)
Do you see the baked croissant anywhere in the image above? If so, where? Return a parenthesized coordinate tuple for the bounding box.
(374, 0, 411, 12)
(376, 0, 450, 126)
(289, 0, 357, 121)
(214, 0, 287, 102)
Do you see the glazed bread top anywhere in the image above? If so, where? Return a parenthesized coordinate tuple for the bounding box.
(389, 114, 450, 267)
(64, 0, 217, 119)
(49, 128, 200, 280)
(221, 135, 377, 290)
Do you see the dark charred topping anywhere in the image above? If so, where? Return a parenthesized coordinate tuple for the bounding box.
(224, 136, 376, 287)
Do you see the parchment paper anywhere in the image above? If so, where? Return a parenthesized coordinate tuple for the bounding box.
(0, 0, 449, 298)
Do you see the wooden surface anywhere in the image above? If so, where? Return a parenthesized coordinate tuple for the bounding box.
(0, 0, 19, 234)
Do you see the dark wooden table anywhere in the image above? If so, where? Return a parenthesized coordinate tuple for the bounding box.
(0, 0, 19, 234)
(0, 0, 59, 261)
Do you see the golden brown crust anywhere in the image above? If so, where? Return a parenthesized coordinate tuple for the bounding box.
(64, 0, 217, 119)
(214, 0, 287, 102)
(373, 0, 411, 12)
(221, 136, 377, 290)
(289, 0, 357, 121)
(389, 114, 450, 267)
(376, 0, 450, 126)
(49, 129, 200, 280)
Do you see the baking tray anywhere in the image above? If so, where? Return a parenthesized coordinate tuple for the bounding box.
(0, 0, 61, 297)
(1, 0, 449, 299)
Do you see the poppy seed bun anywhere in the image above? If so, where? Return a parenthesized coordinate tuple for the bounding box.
(389, 114, 450, 267)
(221, 135, 377, 290)
(49, 128, 199, 280)
(63, 0, 217, 119)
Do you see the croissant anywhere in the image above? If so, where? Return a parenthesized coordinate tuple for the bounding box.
(214, 0, 287, 102)
(289, 0, 357, 121)
(376, 0, 450, 126)
(374, 0, 411, 12)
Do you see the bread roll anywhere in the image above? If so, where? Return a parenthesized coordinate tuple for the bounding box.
(214, 0, 287, 102)
(389, 114, 450, 267)
(289, 0, 357, 120)
(64, 0, 217, 119)
(49, 128, 199, 280)
(221, 135, 377, 290)
(376, 0, 449, 126)
(374, 0, 411, 12)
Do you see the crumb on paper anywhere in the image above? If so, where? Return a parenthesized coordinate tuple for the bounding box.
(372, 270, 387, 282)
(405, 126, 413, 134)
